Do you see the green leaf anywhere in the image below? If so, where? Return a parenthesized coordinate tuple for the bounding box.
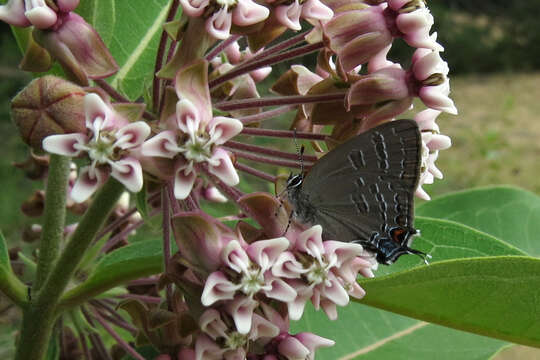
(358, 256, 540, 347)
(78, 0, 173, 100)
(0, 231, 26, 306)
(58, 240, 162, 310)
(292, 303, 506, 360)
(376, 216, 526, 276)
(416, 186, 540, 256)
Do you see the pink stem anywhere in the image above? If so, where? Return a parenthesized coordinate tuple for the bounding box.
(230, 149, 313, 169)
(205, 35, 242, 61)
(210, 42, 324, 89)
(235, 162, 277, 183)
(92, 309, 146, 360)
(127, 277, 159, 286)
(224, 140, 318, 162)
(167, 180, 182, 215)
(214, 92, 346, 111)
(152, 0, 180, 111)
(238, 105, 295, 125)
(116, 294, 163, 304)
(162, 186, 173, 308)
(241, 127, 328, 140)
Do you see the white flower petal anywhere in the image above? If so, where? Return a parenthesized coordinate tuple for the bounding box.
(207, 148, 239, 186)
(43, 133, 87, 157)
(264, 277, 297, 302)
(174, 164, 197, 199)
(71, 166, 107, 203)
(84, 93, 114, 130)
(232, 0, 269, 26)
(201, 271, 240, 306)
(222, 240, 250, 273)
(115, 121, 151, 149)
(226, 296, 258, 334)
(208, 116, 243, 145)
(301, 0, 333, 21)
(275, 0, 302, 31)
(110, 157, 144, 193)
(176, 99, 202, 135)
(141, 131, 178, 158)
(179, 0, 210, 17)
(246, 237, 289, 271)
(25, 4, 57, 29)
(206, 7, 232, 40)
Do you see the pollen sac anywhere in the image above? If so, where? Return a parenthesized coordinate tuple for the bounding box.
(11, 76, 86, 152)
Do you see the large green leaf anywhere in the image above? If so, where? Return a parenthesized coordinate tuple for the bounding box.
(292, 303, 506, 360)
(59, 239, 162, 310)
(416, 186, 540, 256)
(358, 256, 540, 347)
(77, 0, 173, 100)
(376, 216, 525, 276)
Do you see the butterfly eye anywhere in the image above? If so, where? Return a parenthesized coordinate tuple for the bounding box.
(390, 227, 407, 244)
(287, 174, 303, 188)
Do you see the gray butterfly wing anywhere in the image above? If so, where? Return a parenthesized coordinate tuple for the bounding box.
(301, 119, 421, 242)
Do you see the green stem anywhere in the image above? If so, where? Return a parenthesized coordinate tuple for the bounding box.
(15, 179, 124, 360)
(34, 155, 71, 291)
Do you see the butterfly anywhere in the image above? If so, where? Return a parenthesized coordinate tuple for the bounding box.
(286, 119, 429, 265)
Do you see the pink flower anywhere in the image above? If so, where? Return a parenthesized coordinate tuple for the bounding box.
(270, 0, 333, 31)
(273, 226, 371, 320)
(180, 0, 269, 39)
(142, 98, 242, 199)
(201, 238, 296, 333)
(42, 93, 150, 202)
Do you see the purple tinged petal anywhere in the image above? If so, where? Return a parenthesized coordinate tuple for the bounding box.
(250, 313, 280, 339)
(141, 131, 178, 158)
(0, 0, 30, 27)
(226, 296, 258, 334)
(232, 0, 269, 26)
(175, 98, 202, 135)
(208, 116, 243, 145)
(320, 298, 338, 320)
(301, 0, 333, 21)
(174, 163, 197, 199)
(259, 302, 289, 333)
(195, 335, 224, 360)
(207, 148, 239, 186)
(412, 50, 449, 81)
(200, 309, 228, 339)
(206, 7, 232, 40)
(293, 332, 335, 353)
(278, 336, 310, 360)
(84, 93, 114, 129)
(201, 271, 240, 306)
(264, 276, 297, 302)
(387, 0, 410, 11)
(56, 0, 80, 12)
(114, 121, 151, 149)
(275, 1, 302, 31)
(203, 186, 228, 203)
(414, 108, 441, 129)
(323, 240, 364, 266)
(396, 8, 433, 35)
(42, 133, 87, 157)
(321, 274, 349, 306)
(246, 237, 289, 271)
(287, 281, 312, 320)
(296, 225, 324, 260)
(272, 252, 305, 279)
(110, 157, 144, 193)
(71, 166, 108, 203)
(24, 4, 57, 29)
(419, 84, 458, 115)
(180, 0, 210, 17)
(222, 240, 250, 273)
(175, 60, 213, 127)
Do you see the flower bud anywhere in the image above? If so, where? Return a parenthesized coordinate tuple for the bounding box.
(21, 190, 45, 217)
(22, 224, 42, 243)
(11, 76, 86, 151)
(13, 152, 49, 180)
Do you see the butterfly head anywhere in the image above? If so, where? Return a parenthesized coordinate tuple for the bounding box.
(374, 227, 431, 265)
(286, 173, 304, 189)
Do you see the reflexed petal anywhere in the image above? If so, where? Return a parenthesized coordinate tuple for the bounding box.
(260, 302, 289, 333)
(200, 309, 228, 339)
(84, 93, 114, 129)
(287, 281, 312, 320)
(412, 50, 449, 81)
(419, 85, 458, 115)
(174, 164, 197, 199)
(110, 157, 144, 193)
(321, 275, 349, 306)
(294, 332, 335, 353)
(232, 0, 269, 26)
(323, 241, 364, 267)
(114, 121, 151, 149)
(71, 166, 107, 203)
(272, 252, 305, 278)
(206, 7, 232, 40)
(222, 240, 250, 273)
(208, 116, 243, 145)
(275, 1, 302, 31)
(195, 335, 223, 360)
(250, 313, 280, 339)
(320, 298, 338, 320)
(179, 0, 209, 17)
(301, 0, 333, 21)
(201, 271, 240, 306)
(207, 148, 239, 186)
(415, 108, 441, 129)
(278, 336, 310, 359)
(264, 276, 297, 302)
(246, 237, 289, 271)
(404, 30, 444, 52)
(25, 4, 57, 29)
(0, 0, 30, 27)
(226, 296, 258, 334)
(396, 8, 433, 35)
(42, 133, 87, 157)
(296, 225, 324, 261)
(175, 98, 202, 135)
(141, 131, 178, 158)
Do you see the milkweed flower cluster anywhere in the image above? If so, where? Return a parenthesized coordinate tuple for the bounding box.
(6, 0, 456, 358)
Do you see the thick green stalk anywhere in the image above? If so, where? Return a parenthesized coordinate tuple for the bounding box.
(15, 179, 124, 360)
(34, 155, 71, 290)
